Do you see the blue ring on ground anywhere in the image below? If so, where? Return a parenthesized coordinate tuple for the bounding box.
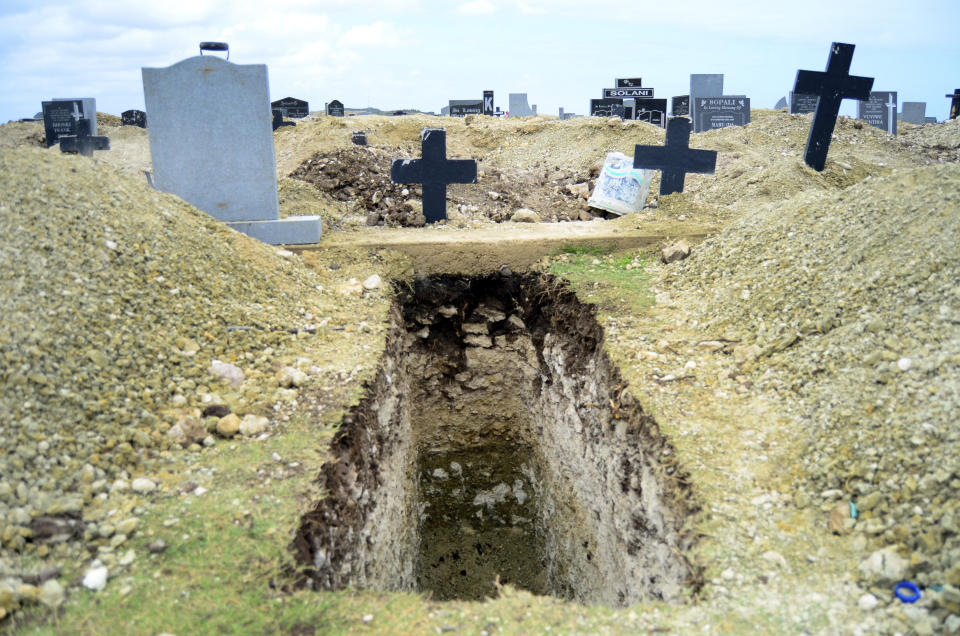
(895, 581, 921, 603)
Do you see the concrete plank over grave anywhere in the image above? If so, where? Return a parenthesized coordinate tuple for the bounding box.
(142, 54, 320, 244)
(693, 97, 750, 133)
(900, 102, 926, 124)
(789, 92, 819, 114)
(508, 93, 535, 117)
(689, 74, 723, 121)
(53, 98, 97, 135)
(857, 91, 897, 135)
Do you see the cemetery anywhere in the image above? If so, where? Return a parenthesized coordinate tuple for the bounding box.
(1, 42, 960, 635)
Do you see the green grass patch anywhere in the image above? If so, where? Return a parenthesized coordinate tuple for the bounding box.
(548, 246, 654, 312)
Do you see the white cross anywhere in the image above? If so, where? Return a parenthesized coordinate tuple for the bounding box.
(72, 102, 81, 121)
(885, 95, 896, 134)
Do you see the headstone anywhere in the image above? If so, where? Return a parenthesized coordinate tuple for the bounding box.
(53, 98, 97, 135)
(272, 109, 295, 131)
(774, 96, 788, 110)
(616, 78, 643, 88)
(633, 117, 717, 195)
(271, 97, 308, 118)
(58, 118, 110, 157)
(672, 95, 690, 117)
(947, 89, 960, 120)
(483, 90, 494, 116)
(587, 152, 652, 216)
(789, 92, 820, 114)
(693, 97, 750, 133)
(440, 105, 450, 116)
(390, 128, 477, 223)
(142, 52, 321, 244)
(448, 99, 483, 117)
(41, 100, 81, 147)
(326, 100, 345, 117)
(352, 131, 367, 146)
(623, 99, 635, 121)
(793, 42, 873, 171)
(603, 87, 654, 99)
(689, 74, 723, 121)
(900, 102, 926, 124)
(559, 107, 564, 119)
(856, 91, 897, 135)
(121, 109, 147, 128)
(924, 116, 937, 124)
(590, 98, 624, 118)
(508, 93, 535, 117)
(634, 98, 667, 128)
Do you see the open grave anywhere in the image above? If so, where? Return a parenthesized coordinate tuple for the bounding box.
(293, 272, 699, 604)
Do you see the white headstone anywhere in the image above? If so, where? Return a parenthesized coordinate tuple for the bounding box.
(142, 55, 321, 244)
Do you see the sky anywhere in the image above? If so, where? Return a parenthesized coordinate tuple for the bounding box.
(1, 0, 959, 124)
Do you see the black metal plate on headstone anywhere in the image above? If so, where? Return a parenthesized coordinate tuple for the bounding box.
(793, 42, 874, 171)
(693, 97, 751, 133)
(326, 100, 345, 117)
(635, 99, 667, 128)
(603, 87, 654, 99)
(633, 117, 717, 196)
(449, 100, 483, 117)
(789, 92, 820, 114)
(41, 100, 82, 147)
(616, 78, 643, 88)
(271, 97, 308, 118)
(121, 109, 147, 128)
(390, 128, 478, 224)
(672, 95, 690, 117)
(590, 98, 624, 117)
(857, 91, 897, 135)
(483, 91, 494, 116)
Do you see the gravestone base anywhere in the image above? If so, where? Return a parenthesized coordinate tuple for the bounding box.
(227, 216, 322, 245)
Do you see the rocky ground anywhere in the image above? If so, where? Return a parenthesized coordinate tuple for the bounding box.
(0, 110, 958, 634)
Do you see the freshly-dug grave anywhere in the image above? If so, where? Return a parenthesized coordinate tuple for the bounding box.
(294, 273, 699, 605)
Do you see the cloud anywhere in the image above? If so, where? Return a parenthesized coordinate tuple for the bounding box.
(459, 1, 497, 16)
(338, 21, 413, 48)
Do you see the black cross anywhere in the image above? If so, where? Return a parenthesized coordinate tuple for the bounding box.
(391, 128, 477, 223)
(793, 42, 874, 171)
(59, 118, 110, 157)
(632, 117, 717, 195)
(947, 89, 960, 120)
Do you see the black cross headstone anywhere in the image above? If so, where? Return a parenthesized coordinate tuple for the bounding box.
(58, 118, 110, 157)
(632, 117, 717, 195)
(391, 128, 477, 223)
(947, 89, 960, 120)
(793, 42, 874, 171)
(272, 109, 295, 131)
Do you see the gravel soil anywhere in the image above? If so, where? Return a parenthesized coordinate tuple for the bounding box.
(1, 111, 958, 634)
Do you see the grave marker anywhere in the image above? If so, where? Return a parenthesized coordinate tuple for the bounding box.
(793, 42, 873, 171)
(690, 74, 723, 121)
(272, 109, 295, 131)
(603, 87, 654, 99)
(900, 102, 926, 124)
(352, 131, 368, 146)
(449, 99, 483, 117)
(58, 117, 110, 157)
(271, 97, 308, 118)
(774, 96, 788, 110)
(672, 95, 690, 117)
(53, 98, 97, 135)
(693, 97, 750, 133)
(634, 98, 667, 128)
(947, 89, 960, 120)
(789, 92, 819, 114)
(121, 109, 147, 127)
(616, 78, 643, 88)
(508, 93, 535, 117)
(142, 49, 321, 244)
(483, 90, 494, 116)
(41, 100, 81, 147)
(391, 128, 477, 223)
(633, 117, 717, 195)
(590, 98, 624, 118)
(857, 91, 897, 135)
(326, 100, 345, 117)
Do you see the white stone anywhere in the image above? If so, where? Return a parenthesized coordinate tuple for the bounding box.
(362, 274, 382, 290)
(131, 478, 157, 494)
(897, 357, 913, 371)
(858, 593, 879, 611)
(82, 566, 108, 591)
(239, 414, 269, 436)
(857, 547, 908, 584)
(208, 360, 245, 388)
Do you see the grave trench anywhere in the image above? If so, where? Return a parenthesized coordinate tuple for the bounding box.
(292, 273, 699, 605)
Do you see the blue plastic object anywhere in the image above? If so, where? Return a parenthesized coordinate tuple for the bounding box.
(894, 581, 921, 603)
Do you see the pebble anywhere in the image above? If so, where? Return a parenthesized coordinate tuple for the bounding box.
(239, 414, 269, 436)
(148, 539, 168, 554)
(37, 579, 65, 608)
(208, 360, 245, 388)
(362, 274, 382, 290)
(858, 593, 879, 611)
(82, 566, 108, 591)
(131, 478, 157, 494)
(510, 208, 540, 223)
(216, 413, 241, 437)
(858, 547, 908, 585)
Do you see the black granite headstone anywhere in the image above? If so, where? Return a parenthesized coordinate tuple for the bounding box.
(449, 100, 483, 117)
(121, 109, 147, 128)
(590, 98, 625, 117)
(352, 131, 368, 146)
(41, 100, 82, 147)
(693, 97, 751, 132)
(789, 92, 820, 114)
(616, 78, 643, 88)
(672, 95, 690, 117)
(391, 128, 478, 223)
(634, 98, 667, 128)
(793, 42, 874, 171)
(946, 89, 960, 120)
(58, 118, 110, 157)
(483, 90, 494, 116)
(857, 91, 897, 135)
(632, 117, 717, 195)
(272, 109, 295, 131)
(271, 97, 309, 118)
(603, 87, 654, 99)
(326, 100, 345, 117)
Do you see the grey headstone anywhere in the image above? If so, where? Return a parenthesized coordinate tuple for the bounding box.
(690, 74, 723, 122)
(789, 92, 820, 114)
(857, 91, 897, 135)
(900, 102, 926, 124)
(924, 116, 937, 124)
(693, 97, 750, 133)
(53, 98, 96, 135)
(141, 54, 320, 244)
(774, 96, 788, 110)
(508, 93, 535, 117)
(448, 99, 483, 117)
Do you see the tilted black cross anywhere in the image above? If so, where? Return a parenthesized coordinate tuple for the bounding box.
(59, 118, 110, 157)
(632, 117, 717, 195)
(794, 42, 874, 171)
(391, 128, 477, 223)
(947, 89, 960, 120)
